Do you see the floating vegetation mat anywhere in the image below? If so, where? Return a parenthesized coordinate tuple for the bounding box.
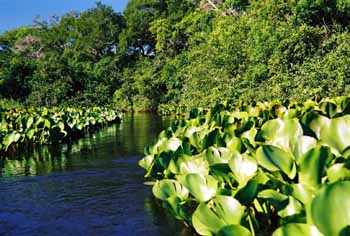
(140, 96, 350, 236)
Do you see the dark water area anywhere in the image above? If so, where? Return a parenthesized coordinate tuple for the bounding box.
(0, 113, 194, 236)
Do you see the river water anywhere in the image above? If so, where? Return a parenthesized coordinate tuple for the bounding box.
(0, 113, 195, 236)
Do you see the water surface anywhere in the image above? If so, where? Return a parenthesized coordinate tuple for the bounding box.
(0, 113, 194, 236)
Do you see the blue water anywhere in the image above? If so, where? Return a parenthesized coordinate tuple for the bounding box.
(0, 113, 194, 236)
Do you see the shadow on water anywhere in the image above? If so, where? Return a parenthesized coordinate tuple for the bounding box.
(0, 113, 196, 236)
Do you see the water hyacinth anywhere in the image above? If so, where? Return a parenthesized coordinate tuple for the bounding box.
(140, 97, 350, 236)
(0, 106, 121, 156)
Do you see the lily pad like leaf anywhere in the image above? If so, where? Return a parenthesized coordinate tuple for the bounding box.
(181, 173, 218, 202)
(217, 225, 252, 236)
(152, 179, 189, 201)
(229, 152, 257, 187)
(205, 147, 231, 165)
(299, 146, 332, 187)
(169, 154, 209, 176)
(315, 115, 350, 154)
(272, 224, 323, 236)
(192, 196, 246, 235)
(260, 118, 303, 155)
(311, 181, 350, 236)
(327, 163, 350, 183)
(256, 145, 297, 179)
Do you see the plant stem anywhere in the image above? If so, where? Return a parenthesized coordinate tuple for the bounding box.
(248, 210, 256, 236)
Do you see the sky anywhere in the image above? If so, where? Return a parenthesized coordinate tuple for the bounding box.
(0, 0, 129, 34)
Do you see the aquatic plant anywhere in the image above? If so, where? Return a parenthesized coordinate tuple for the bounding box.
(0, 106, 121, 156)
(140, 96, 350, 236)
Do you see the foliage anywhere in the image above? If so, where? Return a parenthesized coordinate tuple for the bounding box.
(2, 0, 350, 110)
(0, 106, 121, 156)
(140, 96, 350, 235)
(0, 3, 124, 106)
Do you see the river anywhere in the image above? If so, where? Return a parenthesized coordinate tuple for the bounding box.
(0, 113, 195, 236)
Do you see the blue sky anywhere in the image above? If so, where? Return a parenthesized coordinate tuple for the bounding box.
(0, 0, 129, 34)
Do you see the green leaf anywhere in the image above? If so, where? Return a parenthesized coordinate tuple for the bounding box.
(26, 116, 34, 129)
(311, 181, 350, 236)
(192, 196, 246, 235)
(168, 154, 209, 175)
(278, 196, 303, 218)
(139, 155, 154, 171)
(180, 173, 218, 202)
(217, 225, 252, 236)
(156, 137, 182, 153)
(3, 131, 21, 150)
(234, 179, 259, 206)
(327, 163, 350, 183)
(316, 115, 350, 154)
(256, 145, 297, 179)
(241, 128, 257, 146)
(272, 224, 323, 236)
(205, 147, 231, 165)
(229, 152, 257, 187)
(289, 183, 316, 205)
(26, 128, 35, 140)
(168, 137, 182, 151)
(299, 146, 332, 187)
(152, 179, 189, 201)
(260, 118, 303, 155)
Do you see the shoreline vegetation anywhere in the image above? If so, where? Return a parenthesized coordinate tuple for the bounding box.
(140, 96, 350, 236)
(0, 106, 121, 159)
(2, 1, 350, 112)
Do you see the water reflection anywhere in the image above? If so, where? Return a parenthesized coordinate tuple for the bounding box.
(0, 113, 172, 177)
(0, 113, 194, 236)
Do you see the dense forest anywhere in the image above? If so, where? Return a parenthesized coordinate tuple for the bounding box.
(1, 0, 350, 112)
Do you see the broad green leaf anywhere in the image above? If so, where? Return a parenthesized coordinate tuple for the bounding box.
(168, 154, 209, 175)
(319, 101, 338, 118)
(168, 137, 182, 151)
(299, 146, 332, 187)
(241, 127, 257, 146)
(156, 137, 182, 153)
(256, 145, 297, 179)
(217, 225, 252, 236)
(189, 131, 204, 150)
(327, 163, 350, 183)
(192, 196, 246, 235)
(311, 181, 350, 236)
(226, 136, 242, 152)
(165, 196, 189, 221)
(181, 173, 218, 202)
(306, 114, 329, 139)
(278, 196, 303, 218)
(296, 136, 318, 161)
(260, 118, 303, 155)
(272, 224, 323, 236)
(234, 179, 259, 206)
(290, 183, 316, 205)
(152, 179, 189, 201)
(316, 115, 350, 154)
(229, 152, 257, 187)
(139, 155, 154, 171)
(205, 147, 231, 165)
